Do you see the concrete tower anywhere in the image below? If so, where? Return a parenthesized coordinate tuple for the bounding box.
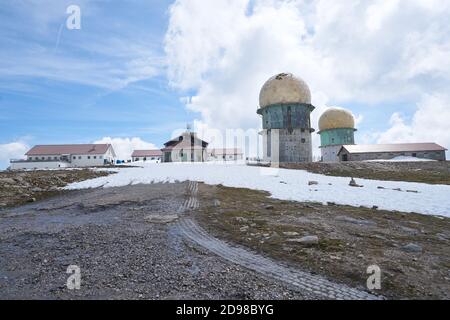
(318, 107, 356, 162)
(257, 73, 315, 164)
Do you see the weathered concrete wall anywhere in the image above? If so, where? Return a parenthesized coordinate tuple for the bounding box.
(319, 128, 355, 146)
(320, 145, 342, 162)
(261, 129, 312, 163)
(259, 102, 314, 163)
(258, 104, 314, 130)
(339, 150, 446, 162)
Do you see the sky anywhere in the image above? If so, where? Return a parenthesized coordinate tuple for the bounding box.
(1, 0, 449, 168)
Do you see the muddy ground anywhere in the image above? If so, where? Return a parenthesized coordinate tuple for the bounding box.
(279, 161, 450, 185)
(0, 169, 111, 208)
(195, 184, 450, 299)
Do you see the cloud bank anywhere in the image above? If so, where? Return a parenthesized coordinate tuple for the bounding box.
(165, 0, 450, 155)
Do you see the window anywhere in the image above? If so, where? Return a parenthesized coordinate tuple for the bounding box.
(54, 157, 58, 160)
(87, 156, 91, 159)
(73, 156, 76, 160)
(79, 156, 82, 159)
(301, 138, 306, 143)
(41, 157, 45, 160)
(412, 153, 417, 157)
(99, 156, 103, 159)
(93, 156, 97, 159)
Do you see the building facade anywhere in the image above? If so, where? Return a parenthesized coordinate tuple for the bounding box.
(161, 132, 208, 163)
(318, 107, 356, 162)
(131, 150, 162, 162)
(10, 144, 116, 170)
(208, 148, 244, 161)
(337, 143, 447, 162)
(257, 73, 315, 164)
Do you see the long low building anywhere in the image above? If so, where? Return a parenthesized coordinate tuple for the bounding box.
(131, 150, 162, 162)
(337, 143, 447, 162)
(208, 148, 244, 161)
(10, 144, 116, 170)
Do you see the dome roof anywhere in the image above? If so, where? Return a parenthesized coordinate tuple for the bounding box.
(259, 73, 311, 108)
(318, 107, 355, 132)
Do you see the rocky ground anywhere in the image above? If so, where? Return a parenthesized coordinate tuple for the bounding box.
(195, 184, 450, 299)
(0, 169, 111, 208)
(279, 161, 450, 185)
(0, 168, 448, 300)
(0, 183, 320, 300)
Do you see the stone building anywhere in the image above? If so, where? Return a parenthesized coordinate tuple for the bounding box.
(161, 131, 208, 163)
(257, 73, 315, 164)
(337, 143, 447, 162)
(318, 107, 357, 162)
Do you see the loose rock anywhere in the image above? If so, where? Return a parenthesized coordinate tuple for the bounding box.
(401, 243, 423, 253)
(288, 235, 319, 245)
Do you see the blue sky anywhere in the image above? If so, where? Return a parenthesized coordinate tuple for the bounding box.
(1, 0, 449, 167)
(0, 0, 195, 162)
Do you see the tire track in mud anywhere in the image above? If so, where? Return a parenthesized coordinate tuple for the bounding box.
(176, 181, 383, 300)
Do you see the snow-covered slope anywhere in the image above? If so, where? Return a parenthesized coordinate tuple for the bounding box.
(65, 163, 450, 217)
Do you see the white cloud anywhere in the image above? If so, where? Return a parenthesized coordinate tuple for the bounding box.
(0, 141, 29, 162)
(94, 137, 157, 160)
(0, 141, 29, 170)
(165, 0, 450, 156)
(376, 94, 450, 155)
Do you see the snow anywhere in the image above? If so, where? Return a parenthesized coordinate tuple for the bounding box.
(365, 156, 436, 162)
(65, 162, 450, 217)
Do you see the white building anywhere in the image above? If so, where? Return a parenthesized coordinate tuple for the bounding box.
(10, 144, 116, 170)
(208, 148, 244, 161)
(131, 150, 163, 162)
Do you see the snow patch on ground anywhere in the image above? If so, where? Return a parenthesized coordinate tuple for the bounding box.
(364, 156, 436, 162)
(65, 163, 450, 217)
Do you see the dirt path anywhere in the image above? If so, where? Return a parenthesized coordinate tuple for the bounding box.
(1, 180, 446, 299)
(177, 218, 380, 300)
(0, 183, 320, 300)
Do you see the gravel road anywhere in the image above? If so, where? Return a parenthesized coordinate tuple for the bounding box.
(0, 183, 324, 300)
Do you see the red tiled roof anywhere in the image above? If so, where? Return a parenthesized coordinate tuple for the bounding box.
(26, 144, 113, 156)
(339, 143, 447, 154)
(131, 150, 163, 157)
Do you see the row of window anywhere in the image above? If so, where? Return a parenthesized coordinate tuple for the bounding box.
(134, 157, 160, 161)
(72, 155, 103, 160)
(30, 155, 103, 160)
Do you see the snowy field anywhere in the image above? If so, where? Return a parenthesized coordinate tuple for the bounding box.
(65, 162, 450, 217)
